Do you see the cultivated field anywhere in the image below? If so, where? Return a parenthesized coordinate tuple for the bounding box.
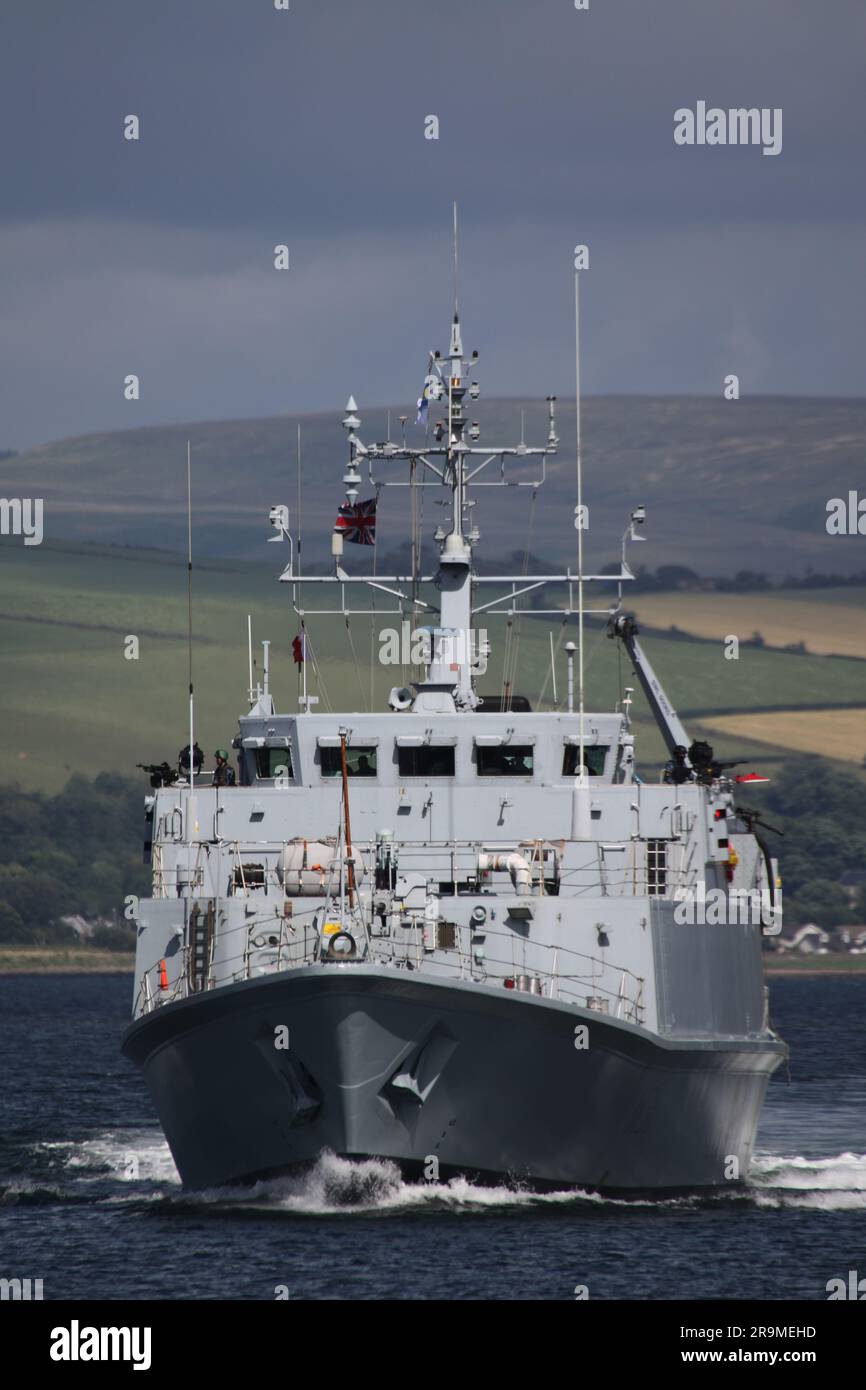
(700, 708, 866, 765)
(2, 542, 865, 791)
(631, 589, 866, 659)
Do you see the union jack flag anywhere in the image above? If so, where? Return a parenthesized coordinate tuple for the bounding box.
(334, 497, 377, 546)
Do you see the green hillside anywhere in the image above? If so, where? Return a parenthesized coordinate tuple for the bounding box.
(1, 542, 864, 793)
(2, 395, 866, 578)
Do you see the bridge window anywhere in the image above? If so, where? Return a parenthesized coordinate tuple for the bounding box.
(255, 748, 294, 780)
(476, 745, 534, 776)
(320, 745, 378, 777)
(562, 745, 609, 777)
(397, 745, 455, 777)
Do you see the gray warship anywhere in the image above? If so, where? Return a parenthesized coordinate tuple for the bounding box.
(122, 258, 787, 1192)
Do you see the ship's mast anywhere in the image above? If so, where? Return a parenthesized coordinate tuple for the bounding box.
(276, 219, 638, 713)
(428, 203, 476, 708)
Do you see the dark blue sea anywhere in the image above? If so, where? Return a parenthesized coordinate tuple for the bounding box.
(1, 974, 863, 1301)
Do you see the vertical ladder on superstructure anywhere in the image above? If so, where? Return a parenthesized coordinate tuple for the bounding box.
(187, 902, 214, 993)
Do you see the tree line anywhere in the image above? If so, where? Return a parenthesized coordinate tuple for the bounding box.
(0, 773, 149, 949)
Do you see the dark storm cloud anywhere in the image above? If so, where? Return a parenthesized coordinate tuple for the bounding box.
(0, 0, 864, 446)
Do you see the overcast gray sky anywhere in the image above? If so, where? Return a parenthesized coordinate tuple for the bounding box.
(1, 0, 864, 449)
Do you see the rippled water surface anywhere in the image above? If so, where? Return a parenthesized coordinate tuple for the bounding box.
(1, 974, 863, 1300)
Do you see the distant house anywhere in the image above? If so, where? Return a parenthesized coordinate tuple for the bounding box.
(838, 925, 866, 955)
(777, 924, 830, 954)
(59, 914, 94, 940)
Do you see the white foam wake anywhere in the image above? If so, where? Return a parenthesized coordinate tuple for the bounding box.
(179, 1151, 648, 1215)
(41, 1129, 180, 1187)
(30, 1134, 866, 1214)
(181, 1149, 866, 1215)
(747, 1151, 866, 1210)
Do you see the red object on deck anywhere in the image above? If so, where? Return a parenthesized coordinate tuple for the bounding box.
(159, 959, 168, 990)
(735, 773, 770, 783)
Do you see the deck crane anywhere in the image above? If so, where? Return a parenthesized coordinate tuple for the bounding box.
(608, 612, 692, 764)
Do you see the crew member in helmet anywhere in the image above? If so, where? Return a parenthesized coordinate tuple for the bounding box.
(662, 745, 692, 785)
(213, 748, 236, 787)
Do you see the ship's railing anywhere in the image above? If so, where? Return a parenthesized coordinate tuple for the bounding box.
(133, 912, 319, 1017)
(559, 846, 701, 898)
(134, 916, 646, 1025)
(459, 925, 646, 1023)
(148, 840, 301, 901)
(148, 834, 703, 903)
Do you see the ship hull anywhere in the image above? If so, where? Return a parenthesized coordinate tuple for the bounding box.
(121, 965, 785, 1192)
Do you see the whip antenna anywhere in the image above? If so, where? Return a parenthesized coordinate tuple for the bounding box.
(297, 423, 308, 710)
(247, 614, 253, 702)
(453, 200, 459, 320)
(575, 258, 586, 781)
(186, 439, 195, 793)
